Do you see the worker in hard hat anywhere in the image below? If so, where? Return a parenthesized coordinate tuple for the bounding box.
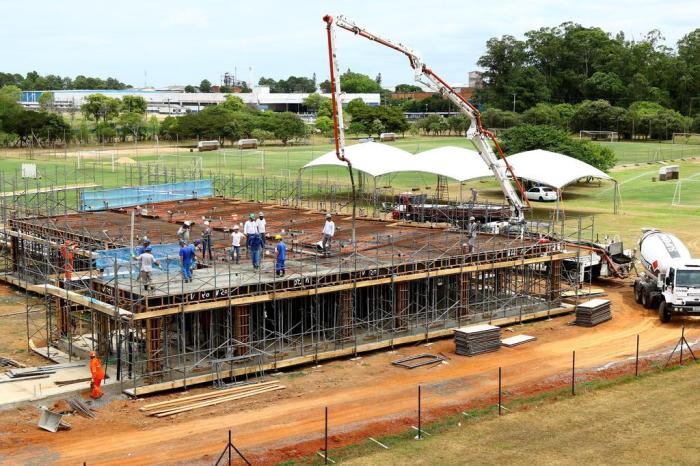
(179, 239, 194, 283)
(177, 221, 191, 243)
(89, 351, 105, 399)
(248, 229, 262, 270)
(243, 213, 259, 259)
(274, 234, 287, 277)
(60, 240, 76, 281)
(201, 220, 213, 261)
(467, 216, 479, 253)
(135, 237, 150, 256)
(230, 224, 243, 264)
(133, 245, 160, 292)
(321, 213, 335, 256)
(256, 211, 267, 249)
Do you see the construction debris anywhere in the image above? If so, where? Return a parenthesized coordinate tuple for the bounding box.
(67, 397, 96, 419)
(6, 362, 85, 379)
(37, 407, 72, 433)
(454, 324, 501, 356)
(574, 299, 612, 327)
(140, 381, 285, 418)
(391, 353, 446, 369)
(0, 356, 24, 368)
(501, 334, 536, 347)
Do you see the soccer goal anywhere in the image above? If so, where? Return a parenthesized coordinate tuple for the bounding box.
(579, 130, 619, 142)
(672, 132, 700, 145)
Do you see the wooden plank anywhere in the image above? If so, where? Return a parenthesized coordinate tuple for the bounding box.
(125, 304, 574, 397)
(132, 252, 576, 321)
(152, 385, 285, 417)
(140, 381, 279, 411)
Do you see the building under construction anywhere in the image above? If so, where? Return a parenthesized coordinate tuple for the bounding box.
(0, 164, 582, 396)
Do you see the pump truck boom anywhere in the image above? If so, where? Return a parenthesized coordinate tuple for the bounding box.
(323, 14, 530, 224)
(634, 228, 700, 322)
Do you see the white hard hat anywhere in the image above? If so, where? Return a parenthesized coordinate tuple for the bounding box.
(233, 224, 239, 229)
(204, 220, 210, 226)
(469, 216, 476, 221)
(325, 213, 332, 219)
(259, 211, 265, 217)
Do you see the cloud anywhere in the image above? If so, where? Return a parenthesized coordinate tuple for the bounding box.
(164, 7, 209, 28)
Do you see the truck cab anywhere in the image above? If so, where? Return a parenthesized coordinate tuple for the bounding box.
(658, 260, 700, 322)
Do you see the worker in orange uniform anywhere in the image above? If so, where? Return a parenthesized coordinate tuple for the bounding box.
(89, 351, 105, 399)
(60, 240, 76, 281)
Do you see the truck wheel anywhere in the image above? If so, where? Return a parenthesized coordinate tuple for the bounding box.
(634, 284, 643, 304)
(658, 301, 672, 323)
(641, 288, 654, 309)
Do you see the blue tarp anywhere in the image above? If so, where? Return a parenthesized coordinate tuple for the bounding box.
(96, 243, 188, 279)
(80, 180, 213, 211)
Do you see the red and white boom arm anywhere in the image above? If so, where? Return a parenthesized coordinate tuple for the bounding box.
(323, 14, 530, 223)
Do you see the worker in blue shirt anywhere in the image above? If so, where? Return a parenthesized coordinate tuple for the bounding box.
(179, 240, 194, 283)
(248, 231, 262, 270)
(135, 237, 150, 256)
(275, 234, 287, 277)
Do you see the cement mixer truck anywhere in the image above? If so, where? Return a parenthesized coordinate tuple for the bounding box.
(633, 229, 700, 322)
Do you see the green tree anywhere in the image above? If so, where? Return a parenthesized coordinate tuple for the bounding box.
(251, 128, 274, 145)
(394, 84, 422, 92)
(303, 93, 330, 113)
(314, 115, 334, 136)
(199, 79, 212, 93)
(121, 95, 147, 114)
(270, 112, 306, 145)
(347, 121, 366, 137)
(571, 99, 627, 133)
(184, 85, 196, 93)
(220, 95, 246, 112)
(38, 92, 54, 111)
(80, 94, 121, 122)
(338, 70, 383, 93)
(118, 112, 145, 142)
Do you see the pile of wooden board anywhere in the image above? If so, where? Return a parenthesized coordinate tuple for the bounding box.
(454, 324, 501, 356)
(501, 334, 536, 348)
(140, 381, 285, 418)
(574, 299, 612, 327)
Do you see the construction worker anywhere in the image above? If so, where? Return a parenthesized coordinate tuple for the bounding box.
(179, 239, 194, 283)
(244, 213, 259, 258)
(248, 230, 262, 270)
(470, 187, 478, 205)
(275, 234, 287, 277)
(322, 213, 335, 256)
(60, 240, 76, 281)
(256, 211, 267, 249)
(133, 246, 160, 291)
(201, 221, 213, 261)
(89, 351, 105, 399)
(177, 221, 191, 243)
(467, 216, 479, 253)
(230, 224, 243, 264)
(190, 240, 200, 278)
(135, 237, 150, 256)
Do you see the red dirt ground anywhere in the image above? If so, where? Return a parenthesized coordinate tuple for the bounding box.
(1, 280, 698, 465)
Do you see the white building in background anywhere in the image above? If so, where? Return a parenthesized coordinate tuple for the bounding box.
(20, 86, 380, 115)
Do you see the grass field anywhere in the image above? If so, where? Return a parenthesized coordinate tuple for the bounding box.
(295, 362, 700, 465)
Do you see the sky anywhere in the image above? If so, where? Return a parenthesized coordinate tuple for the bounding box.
(1, 0, 699, 89)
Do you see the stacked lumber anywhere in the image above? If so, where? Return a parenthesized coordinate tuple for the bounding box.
(140, 381, 285, 418)
(454, 324, 501, 356)
(501, 334, 536, 347)
(574, 299, 612, 327)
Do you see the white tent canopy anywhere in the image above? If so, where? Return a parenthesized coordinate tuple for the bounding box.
(303, 143, 492, 182)
(411, 146, 493, 182)
(501, 149, 613, 189)
(303, 142, 414, 178)
(303, 144, 614, 190)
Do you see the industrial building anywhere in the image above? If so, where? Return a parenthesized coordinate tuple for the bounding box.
(19, 86, 380, 115)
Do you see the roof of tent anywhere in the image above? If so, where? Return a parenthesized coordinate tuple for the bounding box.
(303, 144, 614, 189)
(303, 142, 414, 178)
(501, 149, 613, 189)
(411, 146, 493, 181)
(303, 143, 492, 182)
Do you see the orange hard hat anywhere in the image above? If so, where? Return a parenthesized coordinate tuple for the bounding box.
(89, 351, 96, 358)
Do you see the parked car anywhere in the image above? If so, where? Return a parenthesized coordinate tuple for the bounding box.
(525, 186, 558, 202)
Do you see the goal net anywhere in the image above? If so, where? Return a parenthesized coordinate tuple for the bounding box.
(579, 130, 619, 142)
(672, 133, 700, 145)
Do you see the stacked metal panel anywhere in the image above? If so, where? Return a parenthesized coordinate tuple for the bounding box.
(574, 299, 612, 327)
(454, 324, 501, 356)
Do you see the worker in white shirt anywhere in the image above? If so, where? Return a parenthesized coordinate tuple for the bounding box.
(243, 213, 259, 258)
(177, 221, 191, 243)
(133, 246, 160, 292)
(322, 213, 335, 256)
(256, 211, 267, 249)
(467, 216, 479, 253)
(230, 225, 243, 264)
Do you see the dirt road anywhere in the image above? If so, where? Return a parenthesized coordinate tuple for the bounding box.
(1, 281, 698, 465)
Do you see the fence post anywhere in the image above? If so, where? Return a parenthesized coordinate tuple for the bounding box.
(635, 334, 640, 377)
(228, 430, 232, 466)
(324, 406, 328, 465)
(498, 366, 502, 416)
(680, 326, 685, 366)
(571, 350, 576, 396)
(417, 385, 422, 440)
